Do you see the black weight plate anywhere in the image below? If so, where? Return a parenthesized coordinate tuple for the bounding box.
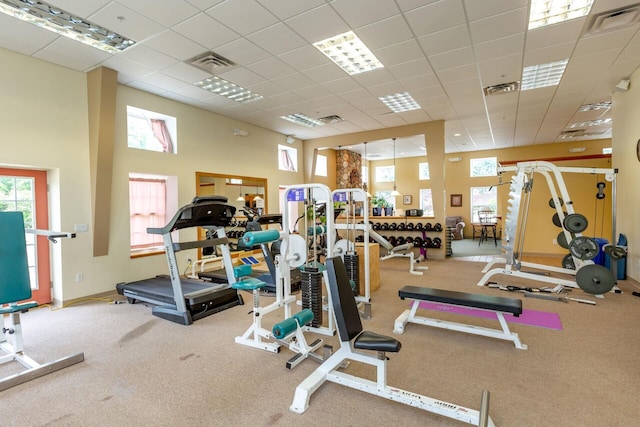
(549, 197, 564, 209)
(604, 245, 626, 260)
(552, 211, 568, 228)
(576, 264, 615, 294)
(561, 254, 575, 270)
(557, 231, 570, 249)
(563, 213, 588, 233)
(569, 236, 599, 260)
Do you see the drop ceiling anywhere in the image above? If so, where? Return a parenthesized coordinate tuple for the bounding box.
(1, 0, 639, 160)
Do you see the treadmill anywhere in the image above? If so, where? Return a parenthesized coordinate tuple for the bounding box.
(116, 196, 244, 325)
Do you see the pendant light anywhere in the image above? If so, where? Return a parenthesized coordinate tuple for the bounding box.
(390, 137, 401, 196)
(361, 142, 371, 197)
(236, 185, 244, 202)
(253, 185, 262, 201)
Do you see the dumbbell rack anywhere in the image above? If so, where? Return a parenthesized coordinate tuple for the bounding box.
(369, 218, 444, 259)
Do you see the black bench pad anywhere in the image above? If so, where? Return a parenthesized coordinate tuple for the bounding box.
(399, 286, 522, 316)
(354, 331, 402, 353)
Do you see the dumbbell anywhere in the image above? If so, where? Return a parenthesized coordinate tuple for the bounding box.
(434, 223, 442, 232)
(406, 223, 415, 231)
(415, 223, 423, 231)
(425, 223, 433, 231)
(397, 236, 406, 245)
(389, 223, 397, 231)
(381, 222, 389, 230)
(422, 237, 432, 248)
(397, 222, 406, 231)
(432, 237, 442, 248)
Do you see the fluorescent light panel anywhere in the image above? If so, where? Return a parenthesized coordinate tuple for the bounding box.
(521, 59, 568, 90)
(529, 0, 594, 29)
(379, 92, 421, 113)
(567, 118, 611, 128)
(281, 113, 325, 128)
(0, 0, 135, 53)
(579, 101, 611, 111)
(314, 31, 383, 76)
(194, 76, 263, 103)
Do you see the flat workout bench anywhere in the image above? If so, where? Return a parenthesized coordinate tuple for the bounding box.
(394, 285, 527, 349)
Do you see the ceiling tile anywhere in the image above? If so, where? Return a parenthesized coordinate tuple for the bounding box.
(247, 23, 308, 56)
(172, 13, 240, 50)
(404, 0, 466, 37)
(205, 0, 279, 36)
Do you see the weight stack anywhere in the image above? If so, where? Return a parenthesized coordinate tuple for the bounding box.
(446, 227, 453, 256)
(344, 253, 360, 295)
(301, 266, 323, 327)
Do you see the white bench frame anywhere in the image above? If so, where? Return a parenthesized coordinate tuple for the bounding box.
(394, 298, 527, 350)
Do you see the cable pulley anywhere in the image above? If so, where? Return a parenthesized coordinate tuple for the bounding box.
(596, 182, 606, 200)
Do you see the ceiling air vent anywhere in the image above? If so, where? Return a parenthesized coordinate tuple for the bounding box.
(483, 82, 519, 96)
(317, 115, 344, 124)
(187, 51, 237, 74)
(585, 4, 640, 35)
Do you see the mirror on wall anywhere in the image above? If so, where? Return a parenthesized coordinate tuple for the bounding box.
(196, 171, 267, 215)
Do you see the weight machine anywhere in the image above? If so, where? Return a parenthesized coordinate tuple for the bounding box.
(1, 211, 84, 391)
(477, 161, 619, 296)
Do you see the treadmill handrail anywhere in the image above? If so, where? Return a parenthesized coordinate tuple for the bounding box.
(147, 199, 236, 235)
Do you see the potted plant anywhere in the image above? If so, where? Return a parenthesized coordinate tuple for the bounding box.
(371, 196, 383, 216)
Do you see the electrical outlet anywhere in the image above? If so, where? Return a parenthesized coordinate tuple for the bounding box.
(76, 273, 84, 283)
(74, 223, 88, 233)
(553, 238, 557, 245)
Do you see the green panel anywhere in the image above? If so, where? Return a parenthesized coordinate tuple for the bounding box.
(0, 211, 32, 304)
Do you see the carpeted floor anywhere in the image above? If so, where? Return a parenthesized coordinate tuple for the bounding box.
(2, 257, 639, 426)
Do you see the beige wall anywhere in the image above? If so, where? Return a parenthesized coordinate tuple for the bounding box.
(0, 48, 304, 302)
(612, 67, 640, 281)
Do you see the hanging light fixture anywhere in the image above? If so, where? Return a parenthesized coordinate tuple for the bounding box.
(236, 185, 244, 202)
(390, 137, 401, 196)
(253, 185, 263, 201)
(361, 142, 372, 197)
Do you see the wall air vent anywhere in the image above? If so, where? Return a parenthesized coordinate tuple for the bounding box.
(317, 115, 344, 124)
(187, 51, 237, 74)
(483, 82, 519, 96)
(585, 4, 640, 35)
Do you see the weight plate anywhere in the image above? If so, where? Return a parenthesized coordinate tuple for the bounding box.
(557, 231, 570, 249)
(563, 213, 588, 233)
(549, 197, 564, 209)
(287, 234, 308, 268)
(604, 245, 627, 260)
(552, 211, 567, 228)
(561, 254, 576, 270)
(569, 236, 599, 260)
(576, 264, 615, 294)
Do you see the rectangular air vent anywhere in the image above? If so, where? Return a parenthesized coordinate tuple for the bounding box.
(483, 82, 519, 96)
(585, 4, 640, 35)
(187, 51, 237, 74)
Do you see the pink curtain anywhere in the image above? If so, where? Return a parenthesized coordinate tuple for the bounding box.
(150, 119, 174, 153)
(129, 178, 166, 248)
(280, 149, 295, 171)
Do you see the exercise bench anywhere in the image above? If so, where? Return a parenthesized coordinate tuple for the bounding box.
(394, 286, 527, 350)
(1, 211, 84, 391)
(290, 257, 496, 426)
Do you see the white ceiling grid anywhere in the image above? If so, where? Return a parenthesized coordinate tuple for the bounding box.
(0, 0, 638, 159)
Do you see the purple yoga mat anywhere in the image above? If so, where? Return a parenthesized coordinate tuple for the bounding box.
(415, 301, 563, 330)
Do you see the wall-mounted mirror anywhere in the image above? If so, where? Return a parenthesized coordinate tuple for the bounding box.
(196, 171, 267, 213)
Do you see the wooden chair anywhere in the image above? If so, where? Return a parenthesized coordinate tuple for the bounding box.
(478, 210, 498, 247)
(0, 211, 84, 391)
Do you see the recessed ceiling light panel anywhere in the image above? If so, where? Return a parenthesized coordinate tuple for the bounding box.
(281, 113, 325, 128)
(579, 101, 611, 111)
(314, 31, 383, 76)
(379, 92, 421, 113)
(194, 76, 263, 103)
(529, 0, 595, 30)
(567, 118, 612, 128)
(521, 59, 569, 90)
(0, 0, 135, 53)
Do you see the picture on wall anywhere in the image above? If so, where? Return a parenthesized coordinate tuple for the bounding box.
(403, 195, 412, 205)
(451, 194, 462, 207)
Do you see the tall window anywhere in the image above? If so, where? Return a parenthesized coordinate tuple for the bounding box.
(129, 173, 178, 255)
(419, 189, 434, 216)
(127, 106, 177, 153)
(315, 154, 327, 177)
(470, 157, 497, 177)
(375, 165, 394, 182)
(419, 162, 430, 180)
(470, 186, 497, 222)
(279, 145, 297, 172)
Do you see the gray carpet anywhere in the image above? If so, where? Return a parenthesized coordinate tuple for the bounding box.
(2, 257, 639, 426)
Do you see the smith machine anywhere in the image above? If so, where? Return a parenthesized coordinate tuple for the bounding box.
(478, 161, 625, 297)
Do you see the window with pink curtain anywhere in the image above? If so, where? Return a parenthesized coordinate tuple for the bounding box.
(150, 119, 175, 153)
(129, 177, 167, 249)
